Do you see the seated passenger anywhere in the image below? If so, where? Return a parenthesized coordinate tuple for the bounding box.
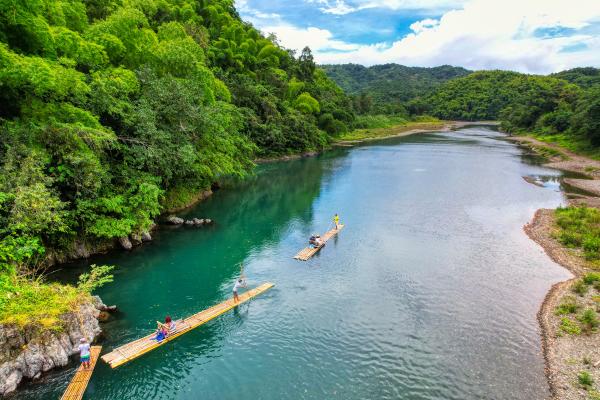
(164, 316, 176, 335)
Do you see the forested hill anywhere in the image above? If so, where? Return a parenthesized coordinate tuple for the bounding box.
(321, 63, 470, 113)
(0, 0, 354, 278)
(422, 68, 600, 145)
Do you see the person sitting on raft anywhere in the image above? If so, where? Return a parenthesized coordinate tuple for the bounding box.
(164, 316, 176, 336)
(154, 316, 175, 342)
(309, 234, 323, 248)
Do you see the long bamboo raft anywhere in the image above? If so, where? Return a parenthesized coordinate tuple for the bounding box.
(101, 282, 274, 368)
(294, 224, 344, 261)
(60, 346, 102, 400)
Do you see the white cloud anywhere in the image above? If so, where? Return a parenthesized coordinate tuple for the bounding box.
(409, 18, 439, 33)
(265, 0, 600, 73)
(262, 24, 361, 52)
(320, 0, 360, 15)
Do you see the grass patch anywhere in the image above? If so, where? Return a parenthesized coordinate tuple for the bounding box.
(555, 207, 600, 260)
(338, 120, 444, 142)
(578, 309, 599, 333)
(0, 265, 113, 328)
(578, 371, 595, 389)
(555, 295, 579, 315)
(560, 317, 582, 335)
(353, 114, 409, 129)
(573, 280, 590, 296)
(530, 132, 600, 160)
(583, 272, 600, 285)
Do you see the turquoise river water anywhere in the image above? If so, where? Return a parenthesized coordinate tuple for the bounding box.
(15, 127, 572, 399)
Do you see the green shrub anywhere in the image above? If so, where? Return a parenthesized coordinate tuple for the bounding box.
(558, 231, 583, 247)
(584, 235, 600, 259)
(555, 296, 579, 315)
(578, 309, 599, 332)
(560, 317, 582, 335)
(583, 272, 600, 285)
(578, 371, 594, 389)
(573, 279, 590, 296)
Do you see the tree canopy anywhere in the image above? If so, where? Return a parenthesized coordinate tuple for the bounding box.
(0, 0, 355, 278)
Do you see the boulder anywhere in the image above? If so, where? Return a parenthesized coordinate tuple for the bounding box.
(118, 236, 132, 250)
(192, 218, 204, 225)
(119, 236, 133, 250)
(204, 218, 213, 224)
(130, 233, 142, 246)
(141, 231, 152, 242)
(166, 216, 184, 225)
(184, 220, 194, 226)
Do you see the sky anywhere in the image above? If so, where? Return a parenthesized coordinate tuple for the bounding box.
(236, 0, 600, 74)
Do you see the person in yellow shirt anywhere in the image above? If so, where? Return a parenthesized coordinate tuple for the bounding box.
(333, 213, 340, 230)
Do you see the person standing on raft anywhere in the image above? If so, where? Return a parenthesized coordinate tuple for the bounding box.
(333, 213, 340, 230)
(78, 337, 91, 369)
(233, 278, 247, 303)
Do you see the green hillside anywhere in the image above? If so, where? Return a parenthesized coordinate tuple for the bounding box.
(322, 63, 470, 113)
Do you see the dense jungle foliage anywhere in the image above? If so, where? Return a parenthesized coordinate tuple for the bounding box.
(322, 63, 469, 115)
(0, 0, 354, 323)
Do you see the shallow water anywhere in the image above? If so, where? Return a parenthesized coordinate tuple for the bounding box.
(16, 127, 572, 399)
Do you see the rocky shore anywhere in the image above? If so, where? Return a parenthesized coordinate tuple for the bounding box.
(515, 135, 600, 399)
(0, 296, 108, 396)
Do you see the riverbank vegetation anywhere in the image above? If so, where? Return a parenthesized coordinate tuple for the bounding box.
(0, 265, 113, 327)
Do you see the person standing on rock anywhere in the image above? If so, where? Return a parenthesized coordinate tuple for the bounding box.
(78, 338, 91, 369)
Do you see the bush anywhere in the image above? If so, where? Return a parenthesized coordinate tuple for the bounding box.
(560, 317, 581, 335)
(578, 371, 594, 389)
(573, 279, 589, 296)
(0, 265, 113, 328)
(578, 309, 599, 332)
(583, 272, 600, 285)
(583, 235, 600, 259)
(555, 296, 579, 315)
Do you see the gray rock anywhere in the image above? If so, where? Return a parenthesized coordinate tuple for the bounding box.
(204, 218, 212, 224)
(141, 231, 152, 242)
(130, 233, 142, 246)
(118, 236, 132, 250)
(0, 300, 103, 395)
(184, 220, 194, 226)
(167, 216, 184, 225)
(192, 218, 203, 225)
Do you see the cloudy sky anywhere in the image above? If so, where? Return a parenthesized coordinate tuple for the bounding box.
(236, 0, 600, 74)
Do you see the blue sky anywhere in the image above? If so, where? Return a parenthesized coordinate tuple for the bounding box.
(236, 0, 600, 73)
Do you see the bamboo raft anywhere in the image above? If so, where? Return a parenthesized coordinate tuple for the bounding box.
(101, 282, 274, 368)
(60, 346, 102, 400)
(294, 224, 344, 261)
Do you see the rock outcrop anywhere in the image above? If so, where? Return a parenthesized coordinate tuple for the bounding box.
(0, 296, 107, 396)
(167, 215, 185, 225)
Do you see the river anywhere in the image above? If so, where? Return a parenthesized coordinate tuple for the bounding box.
(16, 126, 572, 399)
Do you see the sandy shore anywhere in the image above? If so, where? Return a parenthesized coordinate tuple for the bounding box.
(515, 135, 600, 399)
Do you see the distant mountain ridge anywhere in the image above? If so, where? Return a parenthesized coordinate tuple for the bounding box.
(321, 63, 471, 106)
